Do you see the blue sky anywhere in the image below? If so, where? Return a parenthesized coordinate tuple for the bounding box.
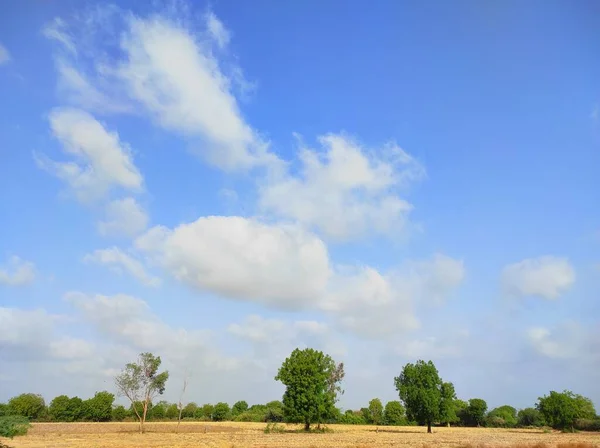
(0, 0, 599, 411)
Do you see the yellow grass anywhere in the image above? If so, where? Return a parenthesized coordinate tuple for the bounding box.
(4, 422, 600, 448)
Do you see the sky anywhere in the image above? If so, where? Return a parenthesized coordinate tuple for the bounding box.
(0, 0, 599, 412)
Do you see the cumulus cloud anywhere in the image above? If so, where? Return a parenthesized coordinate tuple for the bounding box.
(0, 43, 10, 65)
(36, 108, 143, 202)
(135, 216, 331, 309)
(98, 197, 148, 237)
(501, 256, 575, 300)
(84, 247, 160, 287)
(0, 256, 35, 286)
(527, 322, 599, 362)
(260, 134, 425, 240)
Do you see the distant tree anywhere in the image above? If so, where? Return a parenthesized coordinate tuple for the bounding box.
(462, 399, 487, 427)
(360, 407, 371, 424)
(537, 390, 595, 431)
(212, 403, 231, 422)
(232, 401, 249, 417)
(150, 401, 167, 420)
(487, 405, 517, 427)
(115, 352, 169, 433)
(439, 383, 459, 426)
(339, 410, 367, 425)
(275, 348, 345, 431)
(8, 394, 46, 420)
(454, 399, 469, 426)
(83, 391, 114, 422)
(48, 395, 83, 422)
(165, 404, 179, 420)
(517, 408, 544, 427)
(368, 398, 384, 425)
(112, 405, 128, 422)
(265, 401, 284, 422)
(182, 402, 198, 419)
(383, 401, 406, 426)
(394, 360, 456, 433)
(198, 404, 214, 420)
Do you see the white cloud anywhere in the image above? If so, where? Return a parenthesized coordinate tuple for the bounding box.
(206, 12, 230, 49)
(259, 134, 425, 240)
(84, 247, 160, 287)
(501, 256, 575, 300)
(36, 108, 143, 202)
(136, 216, 331, 309)
(49, 337, 95, 360)
(116, 15, 279, 171)
(0, 43, 10, 65)
(0, 308, 56, 348)
(0, 256, 35, 286)
(42, 17, 77, 54)
(98, 197, 148, 237)
(527, 322, 599, 362)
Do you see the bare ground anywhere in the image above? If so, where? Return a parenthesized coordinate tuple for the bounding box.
(4, 422, 600, 448)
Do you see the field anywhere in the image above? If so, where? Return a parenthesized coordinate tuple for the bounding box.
(5, 422, 600, 448)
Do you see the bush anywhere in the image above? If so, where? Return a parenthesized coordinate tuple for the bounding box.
(574, 418, 600, 432)
(8, 394, 46, 420)
(263, 422, 286, 433)
(0, 416, 30, 438)
(517, 408, 544, 427)
(112, 405, 128, 422)
(338, 410, 366, 425)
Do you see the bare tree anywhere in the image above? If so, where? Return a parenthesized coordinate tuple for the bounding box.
(115, 352, 169, 433)
(176, 369, 190, 431)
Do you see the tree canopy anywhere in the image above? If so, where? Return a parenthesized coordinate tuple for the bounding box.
(394, 360, 456, 433)
(537, 390, 596, 430)
(275, 347, 345, 431)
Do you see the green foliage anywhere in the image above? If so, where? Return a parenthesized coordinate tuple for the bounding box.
(182, 402, 198, 419)
(360, 407, 371, 424)
(487, 405, 517, 427)
(394, 360, 455, 433)
(275, 348, 345, 431)
(8, 394, 46, 420)
(232, 400, 249, 417)
(212, 402, 231, 422)
(149, 401, 166, 420)
(338, 410, 366, 425)
(537, 390, 596, 430)
(111, 405, 128, 422)
(463, 398, 487, 427)
(114, 352, 169, 431)
(165, 404, 178, 420)
(0, 415, 30, 439)
(367, 398, 384, 425)
(197, 404, 214, 420)
(83, 391, 114, 422)
(383, 401, 406, 426)
(48, 395, 84, 422)
(265, 401, 284, 422)
(0, 405, 9, 418)
(517, 407, 544, 427)
(574, 418, 600, 432)
(454, 399, 469, 426)
(439, 383, 459, 425)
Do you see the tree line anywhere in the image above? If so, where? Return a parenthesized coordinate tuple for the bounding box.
(1, 349, 598, 434)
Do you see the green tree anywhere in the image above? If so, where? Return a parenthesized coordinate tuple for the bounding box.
(112, 405, 128, 422)
(368, 398, 384, 425)
(182, 402, 198, 419)
(198, 403, 214, 420)
(487, 405, 517, 427)
(394, 360, 456, 433)
(537, 390, 595, 431)
(8, 394, 46, 420)
(265, 401, 284, 422)
(83, 391, 114, 422)
(212, 402, 231, 421)
(0, 415, 30, 439)
(114, 352, 169, 433)
(150, 401, 167, 420)
(166, 404, 179, 420)
(383, 401, 406, 426)
(232, 401, 249, 417)
(0, 404, 9, 417)
(439, 383, 459, 426)
(275, 347, 345, 431)
(517, 408, 544, 427)
(48, 395, 83, 422)
(454, 399, 468, 426)
(464, 399, 487, 427)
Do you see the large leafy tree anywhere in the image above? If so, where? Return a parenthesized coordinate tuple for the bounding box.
(487, 405, 517, 427)
(115, 352, 169, 433)
(8, 394, 46, 420)
(275, 347, 345, 431)
(394, 360, 456, 433)
(232, 401, 249, 417)
(537, 390, 596, 430)
(212, 402, 231, 421)
(517, 408, 544, 427)
(383, 401, 406, 426)
(48, 395, 84, 422)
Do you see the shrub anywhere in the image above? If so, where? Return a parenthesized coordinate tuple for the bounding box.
(263, 422, 286, 433)
(574, 418, 600, 432)
(518, 408, 545, 427)
(0, 416, 30, 438)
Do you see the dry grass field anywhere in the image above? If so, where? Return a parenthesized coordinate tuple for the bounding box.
(4, 422, 599, 448)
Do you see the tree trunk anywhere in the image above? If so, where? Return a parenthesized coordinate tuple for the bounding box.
(427, 421, 432, 433)
(141, 401, 148, 434)
(304, 420, 310, 431)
